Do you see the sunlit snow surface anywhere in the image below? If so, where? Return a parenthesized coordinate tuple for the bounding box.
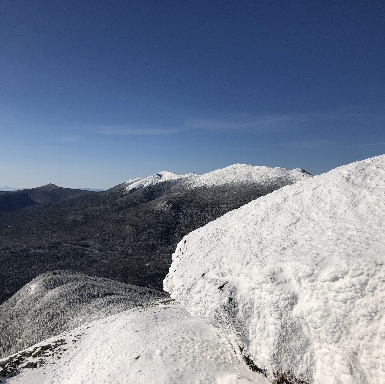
(125, 164, 310, 192)
(186, 164, 309, 188)
(125, 171, 197, 191)
(165, 155, 385, 384)
(2, 303, 269, 384)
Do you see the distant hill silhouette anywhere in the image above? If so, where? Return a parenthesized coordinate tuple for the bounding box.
(0, 186, 23, 192)
(0, 184, 95, 212)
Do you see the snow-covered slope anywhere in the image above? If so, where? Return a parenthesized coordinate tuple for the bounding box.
(164, 155, 385, 384)
(1, 302, 269, 384)
(187, 164, 309, 188)
(0, 271, 168, 359)
(125, 165, 310, 192)
(124, 171, 197, 192)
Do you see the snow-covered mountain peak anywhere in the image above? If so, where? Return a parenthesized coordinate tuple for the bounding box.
(187, 163, 311, 188)
(125, 171, 197, 192)
(124, 164, 311, 193)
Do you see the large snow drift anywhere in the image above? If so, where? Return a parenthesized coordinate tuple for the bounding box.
(1, 303, 269, 384)
(164, 155, 385, 384)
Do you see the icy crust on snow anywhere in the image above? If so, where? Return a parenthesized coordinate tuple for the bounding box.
(125, 171, 196, 192)
(164, 155, 385, 384)
(186, 164, 310, 188)
(3, 303, 269, 384)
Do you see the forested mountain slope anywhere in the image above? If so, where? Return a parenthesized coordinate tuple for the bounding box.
(0, 165, 310, 302)
(0, 184, 95, 212)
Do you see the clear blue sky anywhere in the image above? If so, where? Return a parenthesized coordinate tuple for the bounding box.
(1, 0, 384, 189)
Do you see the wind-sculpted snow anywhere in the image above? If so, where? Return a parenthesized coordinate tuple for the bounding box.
(164, 155, 385, 384)
(1, 303, 269, 384)
(0, 270, 168, 359)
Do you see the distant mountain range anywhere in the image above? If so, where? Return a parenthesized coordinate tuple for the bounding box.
(0, 186, 23, 191)
(0, 186, 104, 192)
(0, 184, 96, 212)
(0, 164, 311, 303)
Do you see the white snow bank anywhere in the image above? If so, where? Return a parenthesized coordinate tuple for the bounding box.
(3, 303, 269, 384)
(125, 171, 196, 192)
(164, 155, 385, 384)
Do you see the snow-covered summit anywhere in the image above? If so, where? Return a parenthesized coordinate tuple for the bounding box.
(165, 155, 385, 384)
(124, 165, 310, 192)
(124, 171, 196, 192)
(187, 163, 310, 188)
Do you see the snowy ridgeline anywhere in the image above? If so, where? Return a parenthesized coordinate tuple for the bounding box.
(0, 303, 269, 384)
(0, 271, 168, 359)
(165, 155, 385, 384)
(124, 164, 310, 192)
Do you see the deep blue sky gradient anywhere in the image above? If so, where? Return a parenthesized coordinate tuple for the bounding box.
(1, 0, 385, 188)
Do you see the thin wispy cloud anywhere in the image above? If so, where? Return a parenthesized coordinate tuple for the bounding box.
(279, 140, 334, 149)
(96, 126, 182, 135)
(95, 107, 385, 137)
(184, 114, 312, 132)
(184, 107, 385, 133)
(347, 142, 385, 148)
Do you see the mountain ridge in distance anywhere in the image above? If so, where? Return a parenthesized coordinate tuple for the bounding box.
(0, 186, 24, 191)
(0, 184, 97, 212)
(0, 164, 311, 303)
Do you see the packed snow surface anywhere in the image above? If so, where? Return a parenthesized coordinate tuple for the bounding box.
(125, 164, 310, 192)
(2, 303, 269, 384)
(164, 155, 385, 384)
